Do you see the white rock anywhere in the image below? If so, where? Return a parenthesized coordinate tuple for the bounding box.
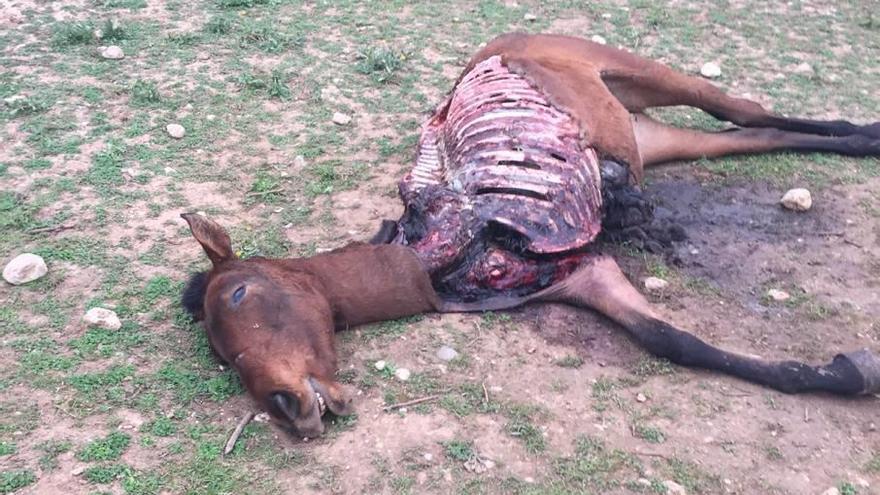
(780, 188, 812, 211)
(700, 61, 721, 78)
(523, 13, 537, 21)
(820, 488, 840, 495)
(590, 35, 607, 45)
(374, 360, 386, 371)
(254, 412, 270, 422)
(3, 253, 48, 285)
(644, 277, 669, 291)
(767, 289, 790, 302)
(83, 307, 122, 330)
(636, 393, 647, 402)
(292, 155, 306, 168)
(423, 453, 433, 462)
(436, 345, 459, 361)
(793, 62, 813, 74)
(663, 480, 688, 495)
(166, 123, 186, 139)
(395, 368, 411, 381)
(70, 466, 85, 476)
(101, 45, 125, 60)
(332, 112, 351, 125)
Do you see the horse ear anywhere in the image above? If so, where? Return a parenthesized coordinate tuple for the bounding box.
(181, 213, 236, 265)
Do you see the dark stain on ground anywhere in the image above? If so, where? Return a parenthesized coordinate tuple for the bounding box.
(529, 168, 879, 366)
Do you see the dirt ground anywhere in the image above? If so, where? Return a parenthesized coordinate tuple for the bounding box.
(1, 0, 878, 494)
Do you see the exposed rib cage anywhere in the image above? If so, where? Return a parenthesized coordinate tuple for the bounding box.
(400, 55, 603, 254)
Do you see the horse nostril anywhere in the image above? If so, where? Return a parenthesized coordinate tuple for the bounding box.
(269, 391, 300, 421)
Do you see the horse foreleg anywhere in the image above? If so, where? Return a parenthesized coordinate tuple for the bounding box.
(530, 256, 880, 395)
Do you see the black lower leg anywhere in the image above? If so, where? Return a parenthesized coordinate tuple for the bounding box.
(627, 316, 876, 395)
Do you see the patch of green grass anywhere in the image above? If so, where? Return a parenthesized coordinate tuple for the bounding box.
(442, 439, 475, 462)
(98, 19, 127, 42)
(545, 435, 638, 493)
(218, 0, 269, 7)
(154, 362, 243, 403)
(631, 357, 675, 378)
(101, 0, 147, 8)
(765, 445, 784, 460)
(867, 451, 880, 472)
(76, 431, 131, 462)
(69, 364, 135, 399)
(141, 276, 180, 307)
(355, 46, 407, 84)
(84, 463, 129, 484)
(246, 170, 283, 203)
(554, 355, 584, 368)
(4, 95, 52, 117)
(130, 80, 161, 106)
(665, 457, 722, 494)
(37, 440, 71, 470)
(635, 424, 666, 444)
(268, 70, 291, 100)
(838, 481, 858, 495)
(304, 160, 368, 198)
(0, 469, 36, 494)
(22, 158, 52, 171)
(52, 21, 95, 47)
(85, 140, 126, 191)
(69, 326, 146, 359)
(239, 20, 301, 53)
(0, 442, 15, 456)
(360, 315, 423, 341)
(504, 404, 546, 454)
(204, 16, 234, 34)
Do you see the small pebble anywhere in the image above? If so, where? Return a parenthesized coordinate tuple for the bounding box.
(374, 360, 386, 371)
(166, 123, 186, 139)
(700, 61, 721, 78)
(101, 45, 125, 60)
(332, 112, 351, 125)
(395, 368, 411, 381)
(523, 13, 537, 21)
(293, 155, 306, 168)
(780, 188, 812, 212)
(820, 488, 840, 495)
(83, 307, 122, 331)
(663, 480, 688, 495)
(436, 345, 459, 361)
(71, 467, 85, 476)
(767, 289, 790, 302)
(644, 277, 669, 291)
(590, 34, 607, 45)
(636, 393, 647, 402)
(3, 253, 48, 285)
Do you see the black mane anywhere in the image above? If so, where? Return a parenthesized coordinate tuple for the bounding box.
(181, 271, 208, 321)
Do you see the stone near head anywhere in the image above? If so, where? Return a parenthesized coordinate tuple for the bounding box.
(780, 188, 812, 211)
(83, 307, 122, 330)
(3, 253, 48, 285)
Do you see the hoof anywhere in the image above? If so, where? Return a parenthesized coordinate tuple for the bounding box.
(837, 349, 880, 395)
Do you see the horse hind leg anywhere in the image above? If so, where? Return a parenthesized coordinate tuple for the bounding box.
(600, 61, 879, 138)
(632, 113, 880, 167)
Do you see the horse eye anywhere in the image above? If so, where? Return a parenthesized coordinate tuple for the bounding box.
(231, 285, 246, 304)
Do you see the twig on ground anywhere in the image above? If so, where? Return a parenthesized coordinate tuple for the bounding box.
(224, 411, 256, 455)
(28, 224, 76, 235)
(383, 395, 440, 411)
(245, 188, 284, 197)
